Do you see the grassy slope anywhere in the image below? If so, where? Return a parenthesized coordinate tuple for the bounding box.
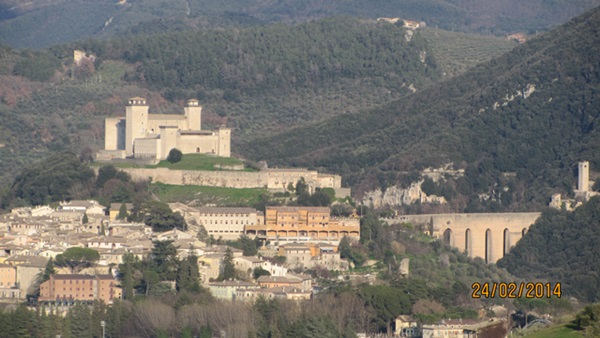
(151, 182, 266, 206)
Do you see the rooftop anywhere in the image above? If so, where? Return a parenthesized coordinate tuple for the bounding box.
(196, 207, 258, 214)
(267, 206, 330, 213)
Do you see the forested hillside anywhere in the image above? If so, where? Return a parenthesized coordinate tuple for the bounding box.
(0, 17, 449, 188)
(1, 0, 599, 49)
(498, 197, 600, 302)
(83, 18, 437, 96)
(240, 6, 600, 211)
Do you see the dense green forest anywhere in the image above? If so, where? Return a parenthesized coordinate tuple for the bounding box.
(498, 197, 600, 303)
(0, 0, 598, 49)
(79, 18, 438, 95)
(0, 152, 151, 209)
(240, 6, 600, 210)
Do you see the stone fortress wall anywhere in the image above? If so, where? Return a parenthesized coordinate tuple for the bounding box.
(116, 167, 348, 196)
(121, 168, 265, 188)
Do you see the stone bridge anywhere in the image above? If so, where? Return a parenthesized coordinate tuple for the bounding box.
(389, 213, 541, 263)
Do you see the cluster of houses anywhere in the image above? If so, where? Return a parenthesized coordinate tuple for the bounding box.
(0, 200, 357, 306)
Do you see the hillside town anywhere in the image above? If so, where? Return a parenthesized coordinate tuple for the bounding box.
(0, 199, 359, 299)
(0, 195, 514, 336)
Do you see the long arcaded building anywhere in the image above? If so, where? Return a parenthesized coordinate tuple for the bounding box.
(245, 206, 360, 243)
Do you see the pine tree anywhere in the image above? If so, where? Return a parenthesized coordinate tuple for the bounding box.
(67, 303, 92, 338)
(42, 258, 56, 282)
(90, 301, 108, 338)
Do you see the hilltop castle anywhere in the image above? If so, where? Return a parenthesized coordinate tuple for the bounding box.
(99, 98, 230, 160)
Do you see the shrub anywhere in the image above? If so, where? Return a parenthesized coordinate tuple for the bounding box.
(167, 149, 182, 163)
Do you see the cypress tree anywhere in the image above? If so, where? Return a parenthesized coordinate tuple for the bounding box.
(117, 203, 128, 220)
(219, 248, 236, 281)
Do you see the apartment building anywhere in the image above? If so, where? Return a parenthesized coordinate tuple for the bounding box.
(39, 274, 122, 304)
(195, 207, 262, 240)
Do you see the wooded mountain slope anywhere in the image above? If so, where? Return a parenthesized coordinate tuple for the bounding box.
(240, 6, 600, 209)
(498, 197, 600, 302)
(0, 18, 446, 188)
(1, 0, 599, 49)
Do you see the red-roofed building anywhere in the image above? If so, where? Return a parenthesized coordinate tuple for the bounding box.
(39, 274, 122, 304)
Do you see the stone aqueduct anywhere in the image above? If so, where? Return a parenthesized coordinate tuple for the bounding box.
(392, 213, 541, 263)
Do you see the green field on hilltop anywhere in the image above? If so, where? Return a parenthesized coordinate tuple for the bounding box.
(154, 153, 248, 171)
(151, 182, 267, 206)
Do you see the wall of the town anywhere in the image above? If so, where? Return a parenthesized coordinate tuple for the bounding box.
(118, 167, 342, 190)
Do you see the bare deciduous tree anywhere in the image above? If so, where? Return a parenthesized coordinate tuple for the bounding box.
(133, 300, 175, 337)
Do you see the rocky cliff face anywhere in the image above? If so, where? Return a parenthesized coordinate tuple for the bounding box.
(360, 181, 446, 208)
(360, 165, 462, 207)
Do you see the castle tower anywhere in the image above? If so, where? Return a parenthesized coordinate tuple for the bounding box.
(184, 99, 202, 130)
(125, 97, 149, 156)
(159, 126, 178, 160)
(578, 161, 590, 192)
(217, 126, 231, 157)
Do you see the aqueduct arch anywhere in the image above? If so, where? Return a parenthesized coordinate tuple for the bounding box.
(443, 228, 454, 247)
(394, 213, 541, 263)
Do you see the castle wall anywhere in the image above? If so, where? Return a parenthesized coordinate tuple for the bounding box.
(121, 168, 184, 185)
(133, 138, 159, 159)
(104, 118, 121, 150)
(393, 212, 541, 263)
(266, 169, 318, 191)
(120, 168, 267, 188)
(177, 134, 219, 155)
(317, 174, 342, 189)
(147, 117, 187, 134)
(118, 167, 342, 190)
(182, 170, 269, 188)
